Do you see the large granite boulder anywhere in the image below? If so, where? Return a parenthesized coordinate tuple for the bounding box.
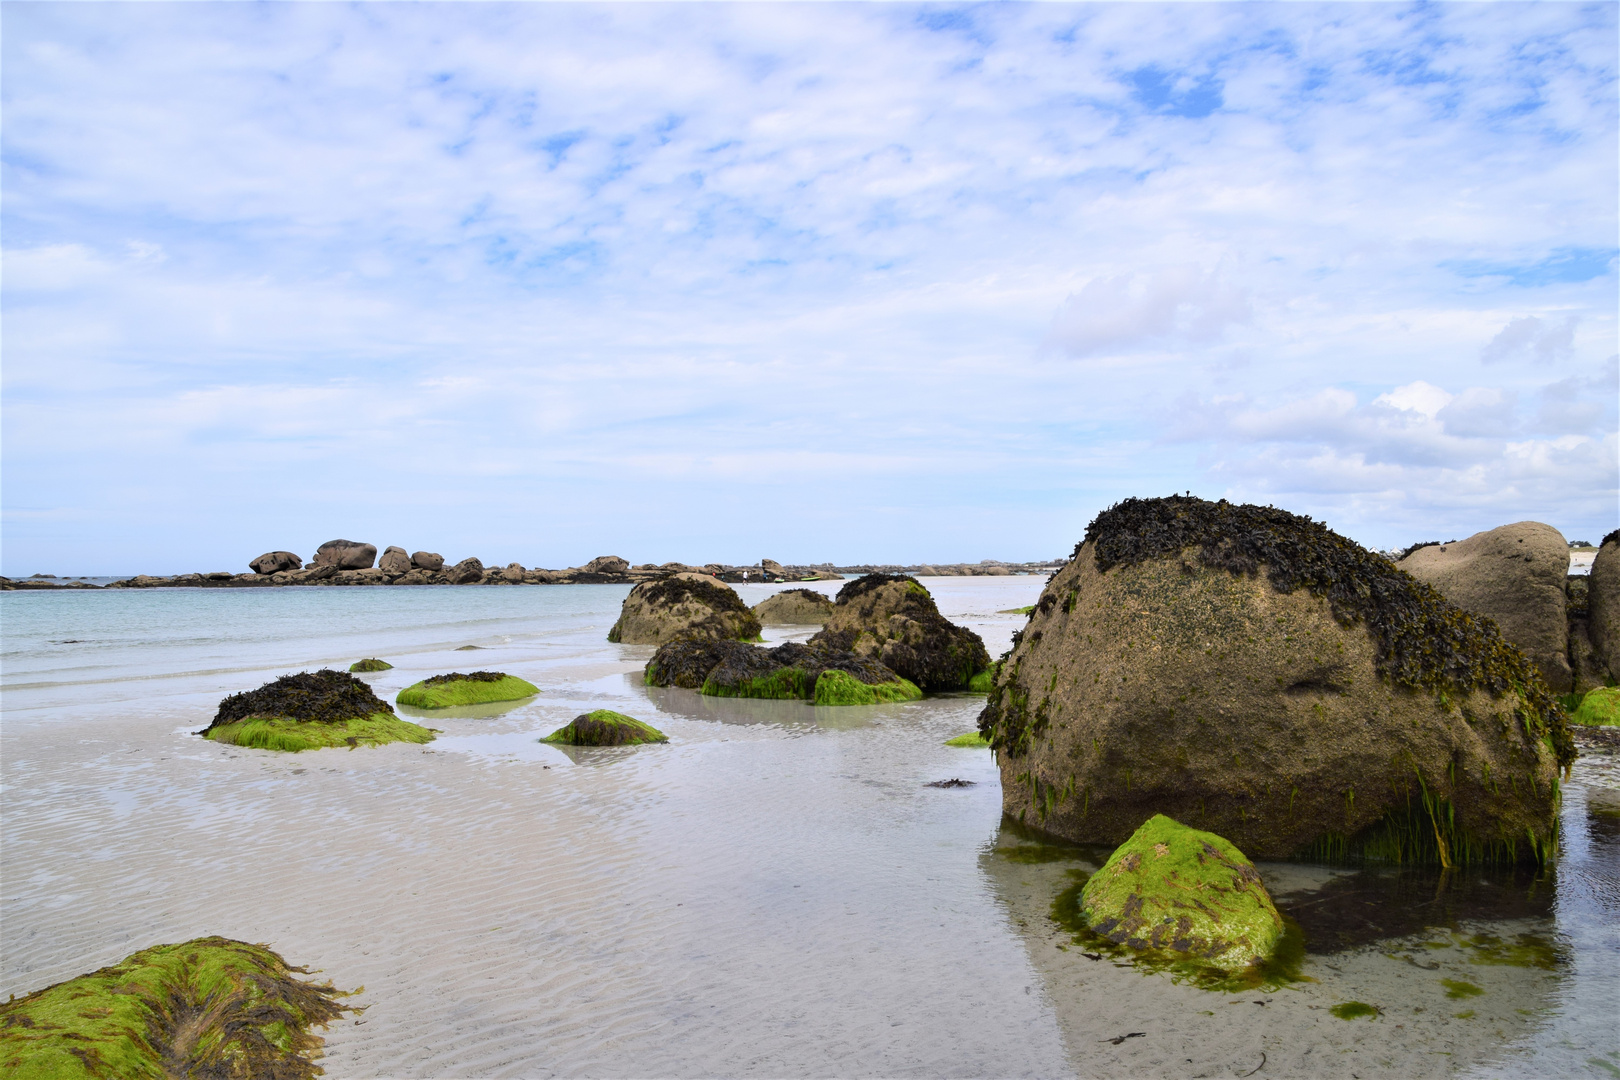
(313, 539, 376, 570)
(584, 555, 630, 575)
(1398, 522, 1573, 692)
(378, 545, 411, 574)
(1590, 532, 1620, 684)
(753, 588, 835, 625)
(608, 573, 760, 645)
(447, 557, 485, 584)
(411, 550, 444, 571)
(249, 550, 302, 575)
(1080, 814, 1283, 970)
(979, 496, 1571, 864)
(809, 574, 989, 691)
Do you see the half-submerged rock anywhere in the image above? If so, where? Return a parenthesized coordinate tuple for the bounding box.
(1398, 522, 1573, 691)
(645, 639, 922, 705)
(810, 575, 990, 691)
(753, 588, 836, 625)
(396, 671, 539, 708)
(608, 573, 762, 645)
(1081, 815, 1282, 969)
(200, 669, 433, 751)
(542, 709, 668, 746)
(349, 658, 393, 672)
(980, 496, 1572, 865)
(0, 937, 357, 1079)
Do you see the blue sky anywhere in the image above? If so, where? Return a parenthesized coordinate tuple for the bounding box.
(3, 2, 1616, 575)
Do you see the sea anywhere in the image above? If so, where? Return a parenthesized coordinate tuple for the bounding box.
(2, 578, 1616, 1078)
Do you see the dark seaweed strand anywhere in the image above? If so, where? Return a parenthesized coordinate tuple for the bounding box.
(423, 670, 507, 685)
(835, 573, 915, 604)
(637, 575, 753, 616)
(208, 669, 394, 729)
(1078, 496, 1572, 767)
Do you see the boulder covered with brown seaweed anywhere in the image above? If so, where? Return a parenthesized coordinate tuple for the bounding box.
(1397, 521, 1573, 692)
(809, 574, 989, 691)
(979, 495, 1571, 865)
(1589, 531, 1620, 684)
(608, 573, 761, 645)
(753, 587, 836, 625)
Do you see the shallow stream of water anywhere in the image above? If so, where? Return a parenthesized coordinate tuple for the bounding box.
(2, 579, 1616, 1077)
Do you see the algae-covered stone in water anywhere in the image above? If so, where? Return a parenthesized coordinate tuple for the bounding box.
(1081, 814, 1283, 969)
(199, 668, 433, 752)
(543, 710, 669, 746)
(397, 671, 539, 709)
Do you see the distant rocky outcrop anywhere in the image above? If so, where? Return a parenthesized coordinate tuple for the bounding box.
(753, 588, 835, 625)
(981, 496, 1570, 864)
(1589, 532, 1620, 685)
(447, 557, 485, 585)
(608, 573, 761, 645)
(249, 550, 303, 575)
(1398, 522, 1573, 692)
(411, 550, 445, 571)
(584, 555, 630, 575)
(809, 575, 989, 691)
(379, 546, 411, 574)
(312, 539, 377, 570)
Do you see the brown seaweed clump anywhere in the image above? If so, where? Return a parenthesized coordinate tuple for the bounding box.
(422, 670, 506, 685)
(979, 495, 1570, 866)
(206, 669, 394, 731)
(809, 574, 990, 691)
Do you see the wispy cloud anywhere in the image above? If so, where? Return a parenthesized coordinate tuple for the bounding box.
(2, 3, 1615, 572)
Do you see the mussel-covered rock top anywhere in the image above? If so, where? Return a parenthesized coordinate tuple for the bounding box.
(979, 495, 1570, 864)
(205, 669, 393, 731)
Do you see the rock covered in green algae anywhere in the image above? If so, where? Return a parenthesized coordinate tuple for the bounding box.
(396, 671, 539, 709)
(607, 573, 762, 645)
(200, 669, 434, 752)
(752, 588, 835, 626)
(980, 495, 1570, 865)
(349, 657, 393, 672)
(542, 709, 668, 746)
(644, 639, 921, 705)
(809, 575, 990, 691)
(1571, 686, 1620, 726)
(0, 936, 356, 1079)
(1081, 814, 1283, 969)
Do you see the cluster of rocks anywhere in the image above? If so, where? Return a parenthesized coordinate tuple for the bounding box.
(980, 496, 1579, 868)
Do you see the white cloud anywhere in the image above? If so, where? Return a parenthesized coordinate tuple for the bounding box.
(1481, 314, 1578, 365)
(1046, 266, 1251, 358)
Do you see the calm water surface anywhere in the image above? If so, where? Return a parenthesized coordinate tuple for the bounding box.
(2, 580, 1615, 1077)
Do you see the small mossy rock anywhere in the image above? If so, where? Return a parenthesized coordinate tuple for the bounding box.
(397, 671, 538, 708)
(542, 709, 667, 746)
(0, 937, 356, 1079)
(349, 657, 393, 672)
(753, 588, 835, 625)
(1571, 686, 1620, 727)
(809, 574, 990, 691)
(1398, 522, 1573, 692)
(608, 573, 762, 645)
(980, 496, 1569, 864)
(1081, 815, 1282, 969)
(1590, 535, 1620, 683)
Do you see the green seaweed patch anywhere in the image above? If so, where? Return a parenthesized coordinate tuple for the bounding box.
(946, 730, 990, 748)
(1330, 1001, 1380, 1020)
(966, 663, 1000, 694)
(1571, 687, 1620, 727)
(1050, 870, 1308, 993)
(1458, 931, 1566, 970)
(1442, 978, 1484, 999)
(702, 666, 816, 701)
(204, 713, 434, 752)
(812, 669, 922, 706)
(541, 709, 668, 746)
(0, 936, 357, 1079)
(999, 606, 1036, 616)
(1453, 1009, 1476, 1019)
(397, 672, 539, 709)
(348, 658, 393, 672)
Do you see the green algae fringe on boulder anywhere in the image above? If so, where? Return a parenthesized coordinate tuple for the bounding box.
(0, 936, 357, 1079)
(810, 574, 991, 691)
(542, 710, 668, 746)
(645, 639, 920, 705)
(812, 668, 922, 706)
(199, 669, 433, 752)
(1571, 686, 1620, 726)
(396, 671, 539, 709)
(348, 657, 393, 672)
(946, 730, 991, 748)
(1081, 814, 1283, 971)
(979, 495, 1571, 867)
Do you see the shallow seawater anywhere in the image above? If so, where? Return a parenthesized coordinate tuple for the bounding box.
(3, 578, 1617, 1078)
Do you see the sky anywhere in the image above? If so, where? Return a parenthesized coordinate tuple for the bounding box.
(3, 2, 1616, 575)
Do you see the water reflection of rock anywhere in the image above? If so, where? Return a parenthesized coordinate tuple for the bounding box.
(643, 683, 911, 731)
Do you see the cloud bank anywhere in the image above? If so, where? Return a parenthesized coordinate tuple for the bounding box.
(2, 3, 1615, 572)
